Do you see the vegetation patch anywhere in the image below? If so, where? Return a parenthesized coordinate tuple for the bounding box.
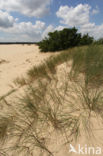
(71, 45, 103, 87)
(38, 27, 94, 52)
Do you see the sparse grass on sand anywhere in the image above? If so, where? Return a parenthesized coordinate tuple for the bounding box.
(14, 47, 76, 86)
(14, 45, 103, 88)
(0, 45, 103, 155)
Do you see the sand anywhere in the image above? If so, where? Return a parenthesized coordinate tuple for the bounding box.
(0, 44, 54, 97)
(0, 45, 103, 156)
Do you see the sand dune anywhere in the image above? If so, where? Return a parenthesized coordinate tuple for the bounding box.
(0, 45, 103, 156)
(0, 44, 54, 96)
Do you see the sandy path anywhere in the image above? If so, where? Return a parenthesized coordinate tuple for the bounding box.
(0, 44, 53, 96)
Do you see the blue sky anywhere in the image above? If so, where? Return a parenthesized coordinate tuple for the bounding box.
(0, 0, 102, 41)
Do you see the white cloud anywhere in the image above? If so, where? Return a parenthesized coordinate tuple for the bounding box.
(0, 2, 102, 41)
(80, 23, 103, 39)
(92, 6, 99, 15)
(80, 23, 95, 34)
(56, 4, 103, 39)
(42, 25, 65, 38)
(0, 20, 46, 42)
(56, 4, 91, 27)
(55, 25, 64, 31)
(0, 10, 16, 28)
(0, 0, 51, 17)
(42, 25, 54, 38)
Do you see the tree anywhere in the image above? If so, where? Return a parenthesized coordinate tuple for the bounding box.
(38, 28, 94, 52)
(94, 38, 103, 45)
(80, 34, 94, 45)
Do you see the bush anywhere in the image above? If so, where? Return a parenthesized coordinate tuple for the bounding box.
(94, 38, 103, 45)
(38, 27, 94, 52)
(39, 27, 81, 52)
(80, 34, 94, 45)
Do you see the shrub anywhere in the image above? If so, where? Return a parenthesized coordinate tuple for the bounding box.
(80, 34, 94, 45)
(38, 27, 81, 52)
(38, 27, 94, 52)
(94, 38, 103, 45)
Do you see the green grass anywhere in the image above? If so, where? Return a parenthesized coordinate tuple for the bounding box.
(13, 77, 27, 87)
(71, 45, 103, 87)
(27, 45, 103, 88)
(15, 47, 76, 86)
(14, 47, 75, 87)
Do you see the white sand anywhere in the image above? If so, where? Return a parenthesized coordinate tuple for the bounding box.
(0, 44, 53, 96)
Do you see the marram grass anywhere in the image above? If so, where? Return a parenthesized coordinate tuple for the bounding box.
(0, 45, 103, 155)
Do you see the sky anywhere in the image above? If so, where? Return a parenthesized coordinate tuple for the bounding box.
(0, 0, 103, 42)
